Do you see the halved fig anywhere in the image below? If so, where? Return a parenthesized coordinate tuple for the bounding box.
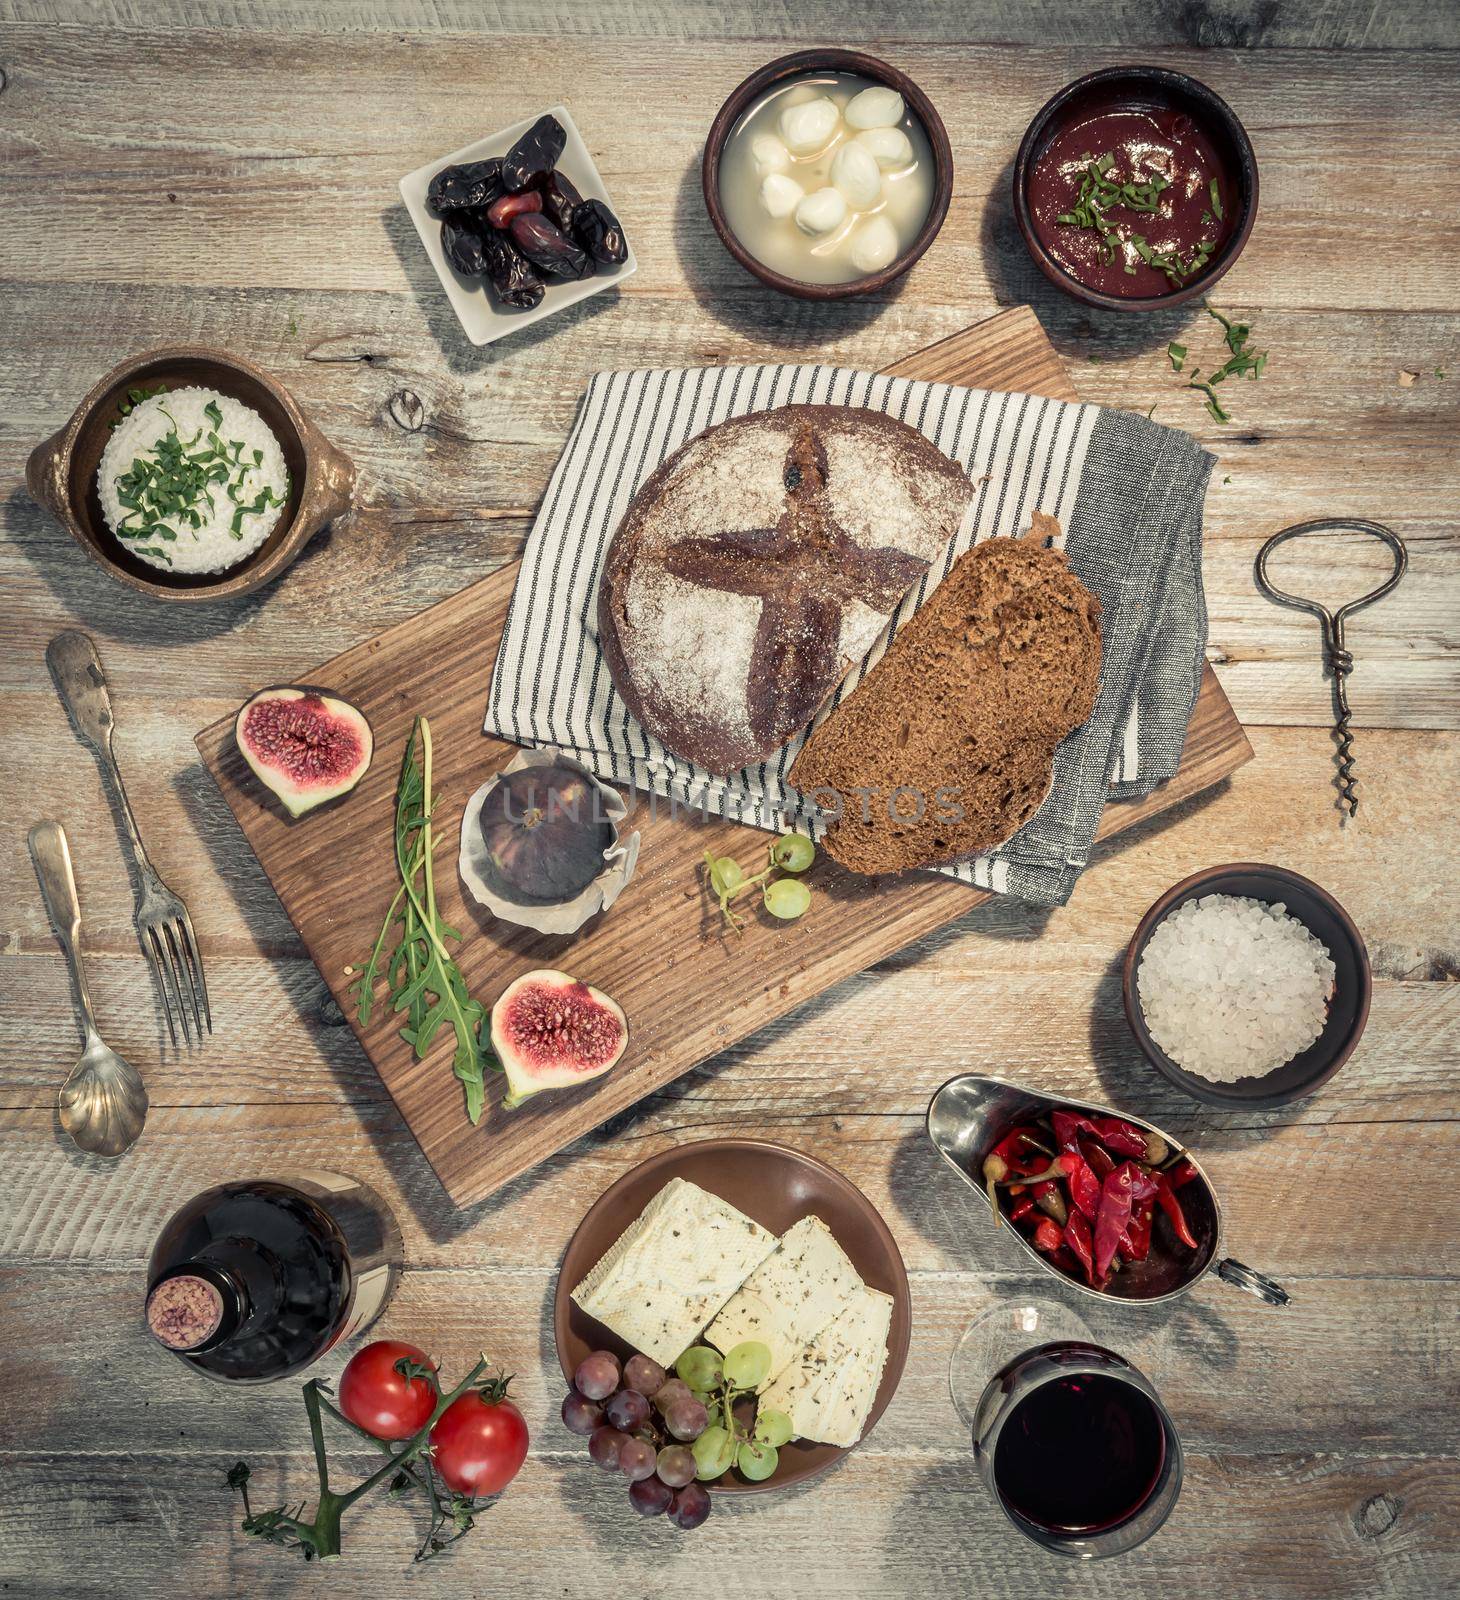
(235, 686, 373, 818)
(492, 969, 627, 1110)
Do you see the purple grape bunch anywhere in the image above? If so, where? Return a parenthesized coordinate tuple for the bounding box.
(560, 1348, 715, 1530)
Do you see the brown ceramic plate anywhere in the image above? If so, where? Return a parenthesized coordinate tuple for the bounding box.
(26, 346, 354, 603)
(554, 1138, 911, 1493)
(1123, 862, 1371, 1108)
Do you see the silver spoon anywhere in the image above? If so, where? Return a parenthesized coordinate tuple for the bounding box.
(29, 819, 148, 1157)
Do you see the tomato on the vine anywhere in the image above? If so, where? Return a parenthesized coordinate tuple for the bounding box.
(338, 1340, 439, 1441)
(429, 1377, 529, 1498)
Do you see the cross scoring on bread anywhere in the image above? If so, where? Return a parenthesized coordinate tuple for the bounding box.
(656, 434, 929, 747)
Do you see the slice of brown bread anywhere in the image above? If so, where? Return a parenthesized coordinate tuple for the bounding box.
(788, 521, 1102, 874)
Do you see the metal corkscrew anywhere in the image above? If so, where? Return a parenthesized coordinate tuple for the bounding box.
(1254, 518, 1408, 818)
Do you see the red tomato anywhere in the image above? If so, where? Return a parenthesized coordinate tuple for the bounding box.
(429, 1382, 529, 1498)
(338, 1340, 439, 1441)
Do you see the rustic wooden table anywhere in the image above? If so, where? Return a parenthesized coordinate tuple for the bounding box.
(2, 5, 1456, 1596)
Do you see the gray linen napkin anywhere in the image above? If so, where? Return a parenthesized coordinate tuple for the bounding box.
(485, 364, 1213, 907)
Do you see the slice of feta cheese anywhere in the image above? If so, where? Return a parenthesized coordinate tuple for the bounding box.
(702, 1214, 863, 1380)
(571, 1177, 778, 1367)
(757, 1284, 893, 1448)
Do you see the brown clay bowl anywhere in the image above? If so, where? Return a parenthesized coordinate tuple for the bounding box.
(554, 1138, 911, 1493)
(702, 49, 953, 301)
(1123, 863, 1371, 1109)
(1013, 65, 1258, 312)
(26, 347, 355, 603)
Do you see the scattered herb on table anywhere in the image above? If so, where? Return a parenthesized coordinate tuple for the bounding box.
(1159, 299, 1269, 425)
(354, 716, 496, 1122)
(703, 832, 815, 934)
(227, 1351, 513, 1562)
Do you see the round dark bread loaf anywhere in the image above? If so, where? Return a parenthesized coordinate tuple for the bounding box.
(597, 405, 977, 775)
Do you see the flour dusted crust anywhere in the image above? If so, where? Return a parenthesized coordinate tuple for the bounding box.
(597, 405, 977, 774)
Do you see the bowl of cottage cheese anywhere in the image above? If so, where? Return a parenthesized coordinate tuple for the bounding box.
(27, 347, 355, 602)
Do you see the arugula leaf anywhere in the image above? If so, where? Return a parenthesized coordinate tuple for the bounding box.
(354, 718, 496, 1122)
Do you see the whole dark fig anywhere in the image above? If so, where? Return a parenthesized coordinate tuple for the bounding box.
(477, 766, 613, 904)
(509, 214, 591, 280)
(427, 158, 504, 215)
(502, 114, 566, 193)
(573, 198, 628, 266)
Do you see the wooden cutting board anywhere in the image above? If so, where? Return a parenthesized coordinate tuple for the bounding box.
(197, 307, 1252, 1209)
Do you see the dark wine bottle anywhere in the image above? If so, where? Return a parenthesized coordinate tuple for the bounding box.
(144, 1172, 403, 1383)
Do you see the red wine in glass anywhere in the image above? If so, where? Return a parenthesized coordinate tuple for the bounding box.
(971, 1341, 1182, 1557)
(994, 1371, 1166, 1534)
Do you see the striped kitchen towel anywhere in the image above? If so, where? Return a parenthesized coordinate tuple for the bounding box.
(485, 363, 1213, 907)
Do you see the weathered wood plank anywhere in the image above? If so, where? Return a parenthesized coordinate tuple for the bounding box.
(1, 1098, 1455, 1280)
(1, 36, 1458, 311)
(0, 1447, 1451, 1599)
(7, 0, 1459, 50)
(4, 1266, 1456, 1456)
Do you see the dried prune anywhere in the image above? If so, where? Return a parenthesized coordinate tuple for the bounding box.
(481, 230, 546, 309)
(540, 171, 585, 234)
(509, 214, 591, 280)
(486, 190, 543, 229)
(502, 114, 566, 193)
(427, 158, 504, 215)
(573, 199, 628, 266)
(441, 216, 489, 278)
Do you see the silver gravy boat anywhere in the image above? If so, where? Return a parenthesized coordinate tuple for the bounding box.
(927, 1073, 1288, 1308)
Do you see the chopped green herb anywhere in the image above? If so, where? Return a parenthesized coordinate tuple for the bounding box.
(1146, 402, 1157, 418)
(1223, 475, 1232, 484)
(1168, 342, 1187, 372)
(1187, 379, 1231, 423)
(203, 399, 223, 427)
(286, 317, 298, 336)
(1437, 368, 1447, 379)
(1209, 179, 1223, 221)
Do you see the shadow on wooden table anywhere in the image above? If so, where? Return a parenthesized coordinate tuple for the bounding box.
(978, 152, 1199, 362)
(379, 201, 625, 378)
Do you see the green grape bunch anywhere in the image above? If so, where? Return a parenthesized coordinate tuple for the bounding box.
(676, 1341, 792, 1484)
(702, 832, 816, 934)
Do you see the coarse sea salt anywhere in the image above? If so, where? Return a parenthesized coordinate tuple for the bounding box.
(1136, 893, 1336, 1083)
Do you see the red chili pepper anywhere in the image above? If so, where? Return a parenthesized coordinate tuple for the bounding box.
(1031, 1216, 1064, 1254)
(1058, 1150, 1101, 1221)
(1080, 1135, 1116, 1180)
(1152, 1171, 1199, 1249)
(991, 1126, 1055, 1177)
(1094, 1161, 1160, 1279)
(1119, 1203, 1154, 1263)
(1165, 1158, 1199, 1190)
(1063, 1210, 1098, 1285)
(1031, 1179, 1068, 1226)
(1009, 1195, 1036, 1224)
(1052, 1110, 1148, 1161)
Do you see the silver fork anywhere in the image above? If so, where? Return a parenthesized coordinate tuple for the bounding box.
(47, 630, 212, 1048)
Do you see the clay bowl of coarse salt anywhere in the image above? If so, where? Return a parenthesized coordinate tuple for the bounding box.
(1122, 863, 1371, 1109)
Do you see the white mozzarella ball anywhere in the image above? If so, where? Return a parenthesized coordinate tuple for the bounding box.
(856, 125, 914, 170)
(830, 141, 883, 209)
(760, 172, 805, 219)
(779, 95, 840, 155)
(751, 133, 791, 177)
(844, 85, 905, 130)
(849, 215, 899, 273)
(794, 185, 849, 236)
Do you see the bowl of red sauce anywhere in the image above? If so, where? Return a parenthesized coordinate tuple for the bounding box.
(1013, 66, 1257, 312)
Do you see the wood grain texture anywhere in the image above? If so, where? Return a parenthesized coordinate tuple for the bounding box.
(193, 309, 1251, 1207)
(1, 5, 1456, 1597)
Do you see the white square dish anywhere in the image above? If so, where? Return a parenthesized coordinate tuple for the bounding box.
(399, 105, 637, 347)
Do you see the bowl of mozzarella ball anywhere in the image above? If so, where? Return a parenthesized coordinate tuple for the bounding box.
(703, 49, 953, 299)
(1122, 863, 1372, 1109)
